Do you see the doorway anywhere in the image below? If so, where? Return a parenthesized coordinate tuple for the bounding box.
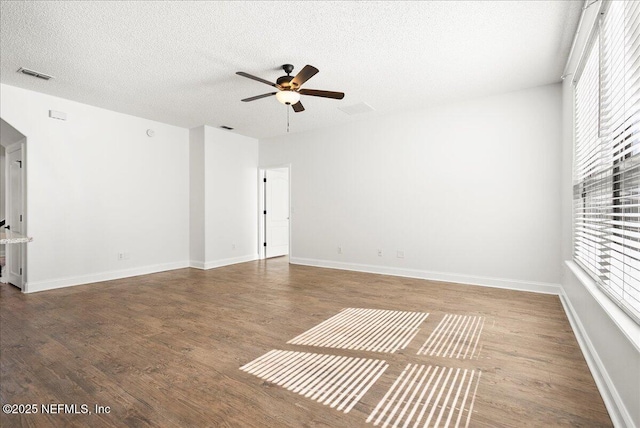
(260, 167, 290, 259)
(0, 119, 26, 290)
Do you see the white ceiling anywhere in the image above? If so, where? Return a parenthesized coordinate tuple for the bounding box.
(0, 1, 582, 139)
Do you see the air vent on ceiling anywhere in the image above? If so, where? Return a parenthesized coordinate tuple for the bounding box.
(220, 126, 234, 130)
(338, 102, 374, 116)
(17, 67, 53, 80)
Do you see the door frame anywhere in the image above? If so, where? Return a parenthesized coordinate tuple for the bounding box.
(258, 164, 291, 260)
(0, 145, 4, 284)
(5, 140, 26, 290)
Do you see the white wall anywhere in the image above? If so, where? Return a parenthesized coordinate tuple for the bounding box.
(0, 83, 190, 292)
(189, 125, 259, 269)
(558, 2, 640, 426)
(260, 84, 562, 292)
(189, 126, 205, 266)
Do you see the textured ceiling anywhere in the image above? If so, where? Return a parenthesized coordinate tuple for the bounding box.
(0, 1, 582, 139)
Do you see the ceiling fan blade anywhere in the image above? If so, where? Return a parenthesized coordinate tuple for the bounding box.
(292, 101, 305, 113)
(241, 92, 277, 102)
(290, 65, 319, 89)
(236, 71, 279, 88)
(299, 89, 345, 100)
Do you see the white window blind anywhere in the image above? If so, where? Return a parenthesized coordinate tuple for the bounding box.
(573, 0, 640, 323)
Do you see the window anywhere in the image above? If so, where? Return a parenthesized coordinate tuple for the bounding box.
(573, 0, 640, 323)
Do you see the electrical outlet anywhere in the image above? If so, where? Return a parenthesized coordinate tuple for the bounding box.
(377, 249, 383, 257)
(397, 250, 405, 258)
(117, 252, 125, 261)
(338, 246, 343, 254)
(232, 243, 236, 250)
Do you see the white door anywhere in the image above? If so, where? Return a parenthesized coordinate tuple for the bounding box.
(265, 168, 289, 258)
(7, 144, 23, 289)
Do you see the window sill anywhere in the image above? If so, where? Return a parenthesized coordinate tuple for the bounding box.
(565, 260, 640, 353)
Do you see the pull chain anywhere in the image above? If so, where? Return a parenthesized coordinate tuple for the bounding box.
(287, 106, 290, 133)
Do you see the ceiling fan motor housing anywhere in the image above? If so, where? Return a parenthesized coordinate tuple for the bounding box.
(277, 75, 294, 88)
(278, 64, 296, 89)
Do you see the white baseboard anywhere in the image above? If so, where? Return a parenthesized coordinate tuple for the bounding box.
(25, 260, 190, 293)
(189, 260, 205, 269)
(25, 254, 260, 293)
(190, 254, 258, 270)
(289, 257, 562, 295)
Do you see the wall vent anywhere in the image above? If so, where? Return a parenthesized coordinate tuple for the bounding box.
(17, 67, 53, 80)
(220, 125, 234, 130)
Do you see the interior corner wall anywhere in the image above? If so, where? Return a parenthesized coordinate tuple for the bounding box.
(189, 126, 259, 269)
(259, 84, 562, 292)
(0, 83, 190, 292)
(189, 126, 205, 268)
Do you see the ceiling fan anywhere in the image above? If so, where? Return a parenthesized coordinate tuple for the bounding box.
(236, 64, 344, 112)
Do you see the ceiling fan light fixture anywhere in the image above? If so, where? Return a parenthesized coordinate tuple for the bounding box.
(275, 90, 300, 105)
(237, 64, 342, 114)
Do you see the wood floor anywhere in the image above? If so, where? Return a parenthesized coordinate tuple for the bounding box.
(0, 257, 612, 427)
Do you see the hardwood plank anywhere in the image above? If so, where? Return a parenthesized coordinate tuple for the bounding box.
(0, 257, 611, 427)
